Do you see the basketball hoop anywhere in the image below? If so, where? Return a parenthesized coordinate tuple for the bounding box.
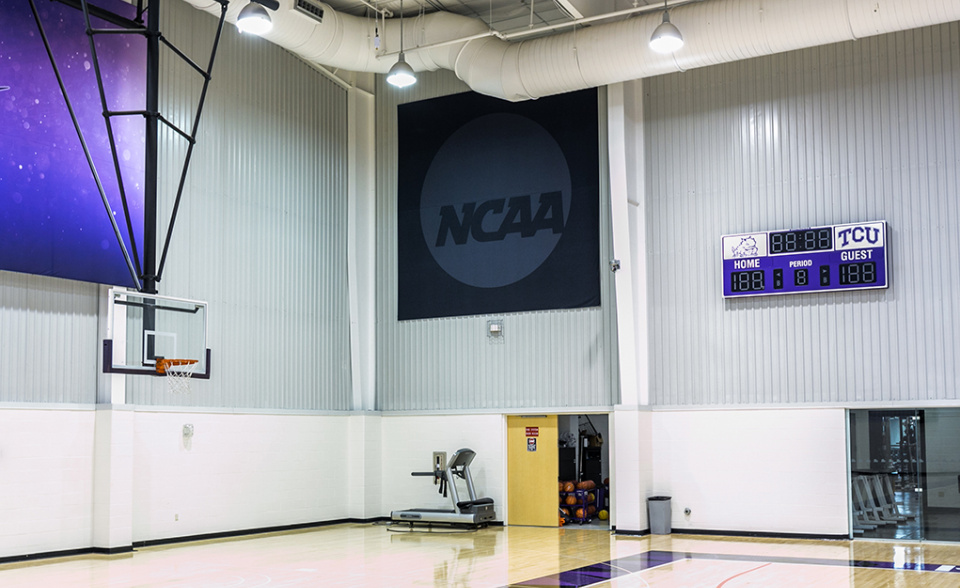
(156, 358, 199, 394)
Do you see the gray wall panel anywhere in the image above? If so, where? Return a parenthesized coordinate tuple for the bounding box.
(122, 0, 352, 409)
(646, 23, 960, 406)
(375, 72, 620, 411)
(0, 272, 99, 404)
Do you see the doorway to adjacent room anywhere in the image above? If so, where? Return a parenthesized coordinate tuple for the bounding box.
(506, 414, 611, 528)
(849, 408, 960, 542)
(558, 415, 610, 529)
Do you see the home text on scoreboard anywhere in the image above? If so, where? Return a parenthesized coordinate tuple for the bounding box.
(721, 221, 888, 298)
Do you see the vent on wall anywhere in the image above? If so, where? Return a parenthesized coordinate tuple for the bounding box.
(294, 0, 324, 22)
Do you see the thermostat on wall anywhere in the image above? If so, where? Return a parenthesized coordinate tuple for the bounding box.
(721, 221, 888, 298)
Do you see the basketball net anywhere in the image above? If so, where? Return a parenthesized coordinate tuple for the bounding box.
(156, 359, 199, 394)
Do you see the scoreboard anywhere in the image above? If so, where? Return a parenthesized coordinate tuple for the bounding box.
(722, 221, 888, 298)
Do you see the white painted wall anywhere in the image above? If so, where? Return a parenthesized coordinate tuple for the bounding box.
(131, 411, 351, 541)
(93, 407, 134, 550)
(0, 408, 383, 557)
(0, 408, 95, 557)
(611, 408, 653, 533)
(379, 415, 504, 520)
(0, 405, 857, 558)
(652, 408, 849, 535)
(348, 413, 383, 519)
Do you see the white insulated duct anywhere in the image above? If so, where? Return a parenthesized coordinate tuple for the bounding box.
(182, 0, 960, 100)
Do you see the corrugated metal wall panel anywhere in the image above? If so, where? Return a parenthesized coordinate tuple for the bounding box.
(646, 22, 960, 406)
(375, 71, 620, 411)
(125, 0, 352, 409)
(0, 272, 99, 404)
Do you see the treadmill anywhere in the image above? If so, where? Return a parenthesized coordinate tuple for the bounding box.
(390, 448, 496, 527)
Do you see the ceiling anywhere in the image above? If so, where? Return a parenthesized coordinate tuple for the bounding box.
(321, 0, 661, 36)
(177, 0, 960, 100)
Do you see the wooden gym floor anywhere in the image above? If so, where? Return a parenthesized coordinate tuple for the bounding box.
(2, 523, 960, 587)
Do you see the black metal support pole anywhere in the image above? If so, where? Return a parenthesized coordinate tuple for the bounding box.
(142, 0, 160, 365)
(143, 0, 160, 294)
(159, 34, 208, 77)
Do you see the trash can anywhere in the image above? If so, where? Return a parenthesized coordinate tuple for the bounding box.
(647, 496, 672, 534)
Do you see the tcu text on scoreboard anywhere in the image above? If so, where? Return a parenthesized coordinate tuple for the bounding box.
(721, 221, 888, 298)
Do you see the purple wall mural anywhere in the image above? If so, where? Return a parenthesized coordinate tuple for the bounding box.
(1, 0, 146, 287)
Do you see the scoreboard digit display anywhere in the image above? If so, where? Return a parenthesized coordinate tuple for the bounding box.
(722, 221, 888, 298)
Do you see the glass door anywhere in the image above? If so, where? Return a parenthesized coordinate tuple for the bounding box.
(919, 408, 960, 541)
(849, 410, 925, 540)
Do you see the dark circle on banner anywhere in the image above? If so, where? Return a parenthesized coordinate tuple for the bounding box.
(420, 113, 572, 289)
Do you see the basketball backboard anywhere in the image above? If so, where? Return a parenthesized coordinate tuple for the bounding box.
(102, 288, 210, 378)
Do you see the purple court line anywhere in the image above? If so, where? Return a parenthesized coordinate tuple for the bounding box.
(507, 549, 960, 587)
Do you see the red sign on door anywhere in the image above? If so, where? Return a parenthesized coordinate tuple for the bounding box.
(525, 427, 539, 437)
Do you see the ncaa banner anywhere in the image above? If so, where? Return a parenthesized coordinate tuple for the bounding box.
(397, 89, 600, 320)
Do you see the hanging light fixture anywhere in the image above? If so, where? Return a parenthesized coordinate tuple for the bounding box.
(649, 0, 683, 54)
(387, 56, 416, 88)
(237, 0, 279, 35)
(387, 0, 417, 88)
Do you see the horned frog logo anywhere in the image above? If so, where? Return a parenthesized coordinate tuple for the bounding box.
(732, 236, 759, 258)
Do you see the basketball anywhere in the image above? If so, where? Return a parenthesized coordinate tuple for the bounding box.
(598, 510, 609, 520)
(565, 495, 577, 505)
(559, 482, 564, 492)
(575, 508, 586, 518)
(563, 482, 575, 492)
(587, 492, 595, 503)
(560, 507, 570, 516)
(587, 505, 597, 515)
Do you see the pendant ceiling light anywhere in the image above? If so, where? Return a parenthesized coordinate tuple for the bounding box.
(237, 0, 279, 35)
(387, 0, 417, 88)
(649, 0, 683, 54)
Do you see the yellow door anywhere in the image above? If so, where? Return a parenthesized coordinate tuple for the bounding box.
(507, 415, 558, 527)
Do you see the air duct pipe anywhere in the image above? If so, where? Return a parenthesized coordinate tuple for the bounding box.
(181, 0, 960, 101)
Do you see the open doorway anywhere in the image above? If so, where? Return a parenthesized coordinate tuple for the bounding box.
(558, 414, 610, 529)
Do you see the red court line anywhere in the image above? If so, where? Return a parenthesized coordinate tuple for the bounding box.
(716, 562, 772, 587)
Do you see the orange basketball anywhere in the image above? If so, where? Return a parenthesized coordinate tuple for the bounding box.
(560, 507, 570, 516)
(584, 480, 596, 490)
(587, 492, 596, 503)
(559, 482, 565, 492)
(563, 482, 575, 493)
(587, 505, 597, 515)
(575, 508, 586, 518)
(565, 495, 577, 506)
